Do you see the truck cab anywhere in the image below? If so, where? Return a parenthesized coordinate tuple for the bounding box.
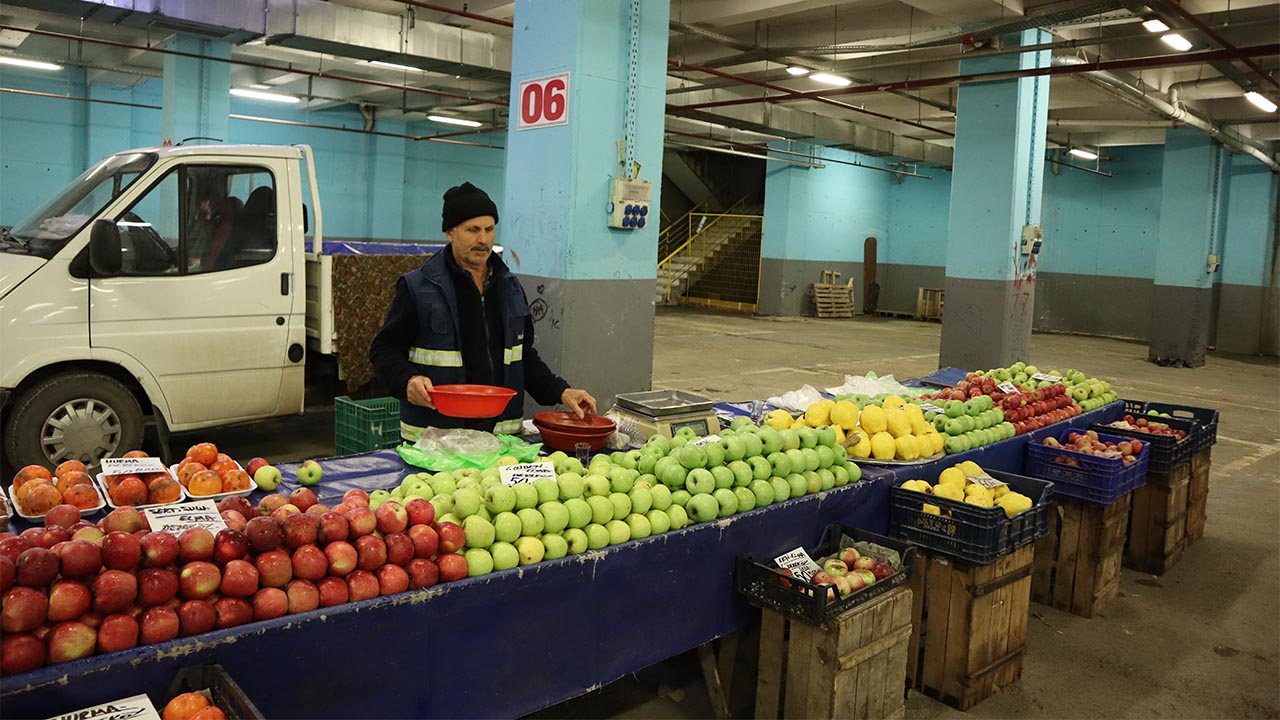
(0, 144, 319, 470)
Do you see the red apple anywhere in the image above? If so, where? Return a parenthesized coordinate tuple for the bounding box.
(101, 507, 145, 534)
(2, 633, 47, 674)
(376, 564, 410, 596)
(71, 526, 105, 544)
(317, 513, 349, 544)
(213, 529, 250, 565)
(280, 513, 318, 550)
(289, 487, 318, 512)
(290, 545, 327, 581)
(255, 550, 293, 588)
(178, 561, 221, 600)
(323, 541, 357, 578)
(213, 597, 253, 629)
(344, 507, 377, 538)
(345, 570, 379, 601)
(96, 613, 139, 653)
(177, 600, 216, 637)
(404, 498, 435, 527)
(219, 510, 248, 532)
(375, 501, 408, 534)
(139, 532, 180, 568)
(137, 568, 179, 607)
(317, 577, 349, 607)
(92, 570, 138, 614)
(354, 535, 387, 571)
(342, 489, 370, 508)
(257, 494, 290, 515)
(436, 553, 467, 583)
(2, 587, 49, 632)
(406, 558, 439, 590)
(47, 580, 92, 622)
(31, 526, 69, 550)
(383, 532, 414, 567)
(16, 547, 60, 587)
(305, 503, 331, 518)
(245, 457, 270, 478)
(178, 528, 215, 562)
(217, 495, 256, 520)
(101, 531, 142, 571)
(219, 559, 260, 598)
(251, 588, 288, 621)
(435, 522, 465, 555)
(270, 504, 302, 524)
(243, 516, 282, 553)
(407, 524, 439, 559)
(0, 536, 33, 564)
(286, 579, 320, 614)
(47, 621, 97, 662)
(0, 555, 13, 593)
(138, 606, 179, 645)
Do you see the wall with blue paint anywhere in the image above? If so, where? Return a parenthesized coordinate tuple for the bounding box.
(0, 67, 505, 241)
(1221, 155, 1277, 288)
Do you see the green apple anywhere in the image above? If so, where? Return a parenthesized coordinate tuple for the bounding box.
(669, 435, 687, 449)
(769, 476, 791, 503)
(464, 548, 494, 577)
(429, 494, 454, 519)
(636, 474, 656, 489)
(493, 511, 522, 543)
(687, 494, 720, 523)
(462, 515, 495, 548)
(401, 478, 433, 499)
(685, 468, 716, 495)
(710, 466, 735, 490)
(608, 492, 632, 521)
(610, 451, 626, 465)
(456, 478, 479, 492)
(539, 501, 570, 534)
(671, 489, 692, 508)
(786, 473, 807, 498)
(678, 444, 707, 470)
(645, 434, 671, 454)
(490, 541, 519, 570)
(514, 536, 545, 565)
(713, 488, 739, 517)
(626, 513, 652, 540)
(484, 484, 517, 514)
(456, 467, 481, 481)
(547, 450, 569, 471)
(479, 477, 502, 493)
(818, 468, 836, 491)
(563, 457, 585, 475)
(798, 447, 819, 472)
(748, 456, 772, 481)
(646, 509, 672, 535)
(609, 467, 635, 494)
(369, 489, 392, 510)
(586, 495, 613, 524)
(617, 450, 641, 470)
(784, 448, 806, 473)
(584, 474, 611, 497)
(585, 523, 610, 550)
(564, 498, 592, 529)
(429, 473, 456, 497)
(390, 487, 405, 502)
(741, 433, 764, 458)
(648, 484, 673, 511)
(533, 478, 559, 504)
(513, 483, 540, 510)
(815, 445, 835, 469)
(733, 487, 756, 512)
(758, 427, 783, 454)
(701, 442, 725, 468)
(797, 427, 818, 449)
(728, 460, 753, 487)
(605, 519, 631, 545)
(722, 436, 747, 462)
(677, 426, 697, 440)
(767, 451, 793, 477)
(637, 452, 659, 475)
(438, 513, 462, 527)
(749, 478, 775, 507)
(832, 465, 849, 487)
(804, 471, 821, 494)
(452, 488, 482, 519)
(666, 504, 689, 530)
(553, 473, 582, 501)
(814, 426, 837, 448)
(628, 485, 653, 515)
(516, 507, 545, 536)
(779, 429, 801, 451)
(541, 533, 568, 560)
(563, 528, 588, 554)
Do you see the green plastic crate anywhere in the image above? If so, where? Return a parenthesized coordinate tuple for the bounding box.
(335, 396, 402, 455)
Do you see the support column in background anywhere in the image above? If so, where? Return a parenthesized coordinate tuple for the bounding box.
(1149, 129, 1231, 366)
(939, 30, 1050, 370)
(502, 0, 669, 408)
(161, 35, 230, 145)
(366, 120, 406, 241)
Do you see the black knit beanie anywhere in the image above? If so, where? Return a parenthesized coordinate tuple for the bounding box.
(441, 182, 499, 232)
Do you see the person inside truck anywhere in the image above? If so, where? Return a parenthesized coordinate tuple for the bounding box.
(369, 182, 597, 442)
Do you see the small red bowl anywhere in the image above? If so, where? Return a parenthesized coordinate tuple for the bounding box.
(532, 420, 614, 453)
(531, 411, 617, 434)
(428, 384, 517, 419)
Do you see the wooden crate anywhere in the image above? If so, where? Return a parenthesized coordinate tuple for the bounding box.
(755, 586, 913, 720)
(1031, 494, 1131, 618)
(811, 270, 855, 318)
(906, 545, 1033, 711)
(1186, 448, 1211, 546)
(916, 288, 943, 321)
(1125, 462, 1190, 575)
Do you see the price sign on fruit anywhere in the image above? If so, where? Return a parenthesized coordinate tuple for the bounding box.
(143, 499, 227, 534)
(774, 547, 823, 582)
(919, 403, 945, 414)
(101, 456, 166, 476)
(997, 382, 1019, 394)
(517, 72, 570, 130)
(500, 460, 557, 487)
(966, 473, 1007, 490)
(692, 434, 722, 447)
(1031, 373, 1061, 382)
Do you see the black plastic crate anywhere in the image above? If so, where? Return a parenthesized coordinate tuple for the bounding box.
(165, 664, 265, 720)
(736, 525, 916, 625)
(889, 470, 1053, 565)
(1026, 429, 1148, 506)
(1143, 401, 1219, 452)
(1091, 415, 1195, 475)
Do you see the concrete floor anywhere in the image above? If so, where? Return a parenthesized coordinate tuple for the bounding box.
(172, 307, 1280, 719)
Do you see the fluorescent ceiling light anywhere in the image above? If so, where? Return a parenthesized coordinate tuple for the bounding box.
(230, 88, 300, 104)
(1245, 91, 1278, 113)
(427, 114, 482, 128)
(0, 56, 62, 71)
(1142, 18, 1170, 33)
(810, 72, 851, 87)
(249, 83, 271, 90)
(785, 66, 810, 76)
(1069, 147, 1099, 161)
(1160, 33, 1192, 52)
(370, 60, 423, 72)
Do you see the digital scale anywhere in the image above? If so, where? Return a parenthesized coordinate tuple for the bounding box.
(610, 390, 721, 441)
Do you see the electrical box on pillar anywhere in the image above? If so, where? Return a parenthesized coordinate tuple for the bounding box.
(608, 177, 652, 230)
(1020, 225, 1043, 255)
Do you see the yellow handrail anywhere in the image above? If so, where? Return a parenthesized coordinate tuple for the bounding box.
(658, 190, 764, 304)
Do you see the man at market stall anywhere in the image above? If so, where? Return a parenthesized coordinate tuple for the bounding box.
(370, 182, 597, 441)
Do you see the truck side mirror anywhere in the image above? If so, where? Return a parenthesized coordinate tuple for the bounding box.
(89, 219, 122, 276)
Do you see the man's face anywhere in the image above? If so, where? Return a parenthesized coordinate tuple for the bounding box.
(447, 215, 496, 271)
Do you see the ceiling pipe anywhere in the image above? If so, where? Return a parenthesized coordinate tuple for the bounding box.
(667, 58, 954, 137)
(1052, 56, 1278, 172)
(0, 24, 508, 107)
(669, 44, 1280, 114)
(387, 0, 514, 29)
(1157, 0, 1280, 93)
(665, 139, 826, 167)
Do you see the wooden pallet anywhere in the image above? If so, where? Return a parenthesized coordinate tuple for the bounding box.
(756, 586, 912, 720)
(906, 546, 1033, 711)
(1125, 462, 1190, 575)
(1186, 448, 1211, 546)
(1032, 494, 1131, 618)
(811, 270, 855, 318)
(916, 288, 944, 321)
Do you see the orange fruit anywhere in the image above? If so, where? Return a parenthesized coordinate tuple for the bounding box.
(186, 443, 218, 466)
(63, 484, 102, 510)
(20, 483, 61, 515)
(177, 463, 207, 488)
(54, 460, 87, 479)
(55, 470, 94, 494)
(148, 475, 183, 504)
(110, 477, 148, 506)
(162, 692, 209, 720)
(220, 470, 252, 494)
(12, 465, 53, 491)
(187, 471, 223, 497)
(189, 707, 226, 720)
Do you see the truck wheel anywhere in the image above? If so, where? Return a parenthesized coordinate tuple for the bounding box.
(3, 372, 144, 471)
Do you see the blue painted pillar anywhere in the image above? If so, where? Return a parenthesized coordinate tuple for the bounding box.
(1215, 155, 1279, 356)
(502, 0, 669, 407)
(1149, 129, 1231, 366)
(161, 35, 230, 145)
(366, 121, 407, 240)
(939, 30, 1050, 369)
(86, 82, 135, 162)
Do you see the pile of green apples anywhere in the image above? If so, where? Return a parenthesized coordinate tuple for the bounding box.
(365, 418, 862, 578)
(979, 363, 1119, 412)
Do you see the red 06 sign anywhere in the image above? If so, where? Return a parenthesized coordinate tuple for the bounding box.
(517, 72, 570, 130)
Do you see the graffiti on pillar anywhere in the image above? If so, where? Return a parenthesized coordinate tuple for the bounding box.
(1013, 255, 1037, 313)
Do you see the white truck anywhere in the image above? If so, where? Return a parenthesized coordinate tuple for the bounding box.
(0, 144, 433, 470)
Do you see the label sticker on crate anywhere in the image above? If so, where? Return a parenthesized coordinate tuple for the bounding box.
(1031, 373, 1062, 382)
(997, 382, 1019, 394)
(692, 434, 722, 447)
(966, 473, 1007, 489)
(100, 456, 166, 476)
(919, 403, 945, 414)
(500, 461, 557, 487)
(47, 693, 161, 720)
(774, 547, 823, 582)
(144, 500, 228, 534)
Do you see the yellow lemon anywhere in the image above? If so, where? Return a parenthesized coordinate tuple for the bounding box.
(958, 460, 984, 477)
(765, 409, 793, 431)
(830, 401, 859, 431)
(870, 432, 896, 460)
(938, 467, 966, 487)
(886, 410, 912, 439)
(805, 400, 834, 427)
(860, 405, 887, 434)
(997, 492, 1033, 517)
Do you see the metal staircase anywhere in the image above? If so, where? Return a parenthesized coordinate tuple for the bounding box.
(656, 192, 763, 306)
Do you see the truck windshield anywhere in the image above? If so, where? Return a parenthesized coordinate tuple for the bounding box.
(6, 152, 156, 259)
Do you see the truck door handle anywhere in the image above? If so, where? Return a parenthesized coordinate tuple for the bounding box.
(281, 272, 290, 296)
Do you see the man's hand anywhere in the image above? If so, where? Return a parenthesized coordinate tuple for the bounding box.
(407, 375, 436, 408)
(561, 388, 597, 418)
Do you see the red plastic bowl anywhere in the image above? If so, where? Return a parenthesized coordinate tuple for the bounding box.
(531, 411, 617, 434)
(532, 420, 614, 453)
(428, 384, 517, 419)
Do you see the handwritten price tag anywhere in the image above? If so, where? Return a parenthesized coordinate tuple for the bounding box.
(500, 461, 557, 487)
(1031, 373, 1062, 382)
(774, 547, 823, 582)
(997, 382, 1019, 394)
(101, 457, 166, 475)
(966, 473, 1007, 490)
(692, 434, 722, 447)
(49, 693, 161, 720)
(143, 500, 227, 534)
(918, 403, 945, 414)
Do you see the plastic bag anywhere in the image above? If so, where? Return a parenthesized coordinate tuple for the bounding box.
(397, 428, 542, 470)
(766, 384, 825, 413)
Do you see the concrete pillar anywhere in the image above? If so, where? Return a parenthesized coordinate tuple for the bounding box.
(939, 29, 1050, 370)
(366, 121, 407, 240)
(86, 83, 135, 162)
(161, 35, 230, 145)
(502, 0, 669, 407)
(1149, 129, 1231, 366)
(1215, 155, 1279, 356)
